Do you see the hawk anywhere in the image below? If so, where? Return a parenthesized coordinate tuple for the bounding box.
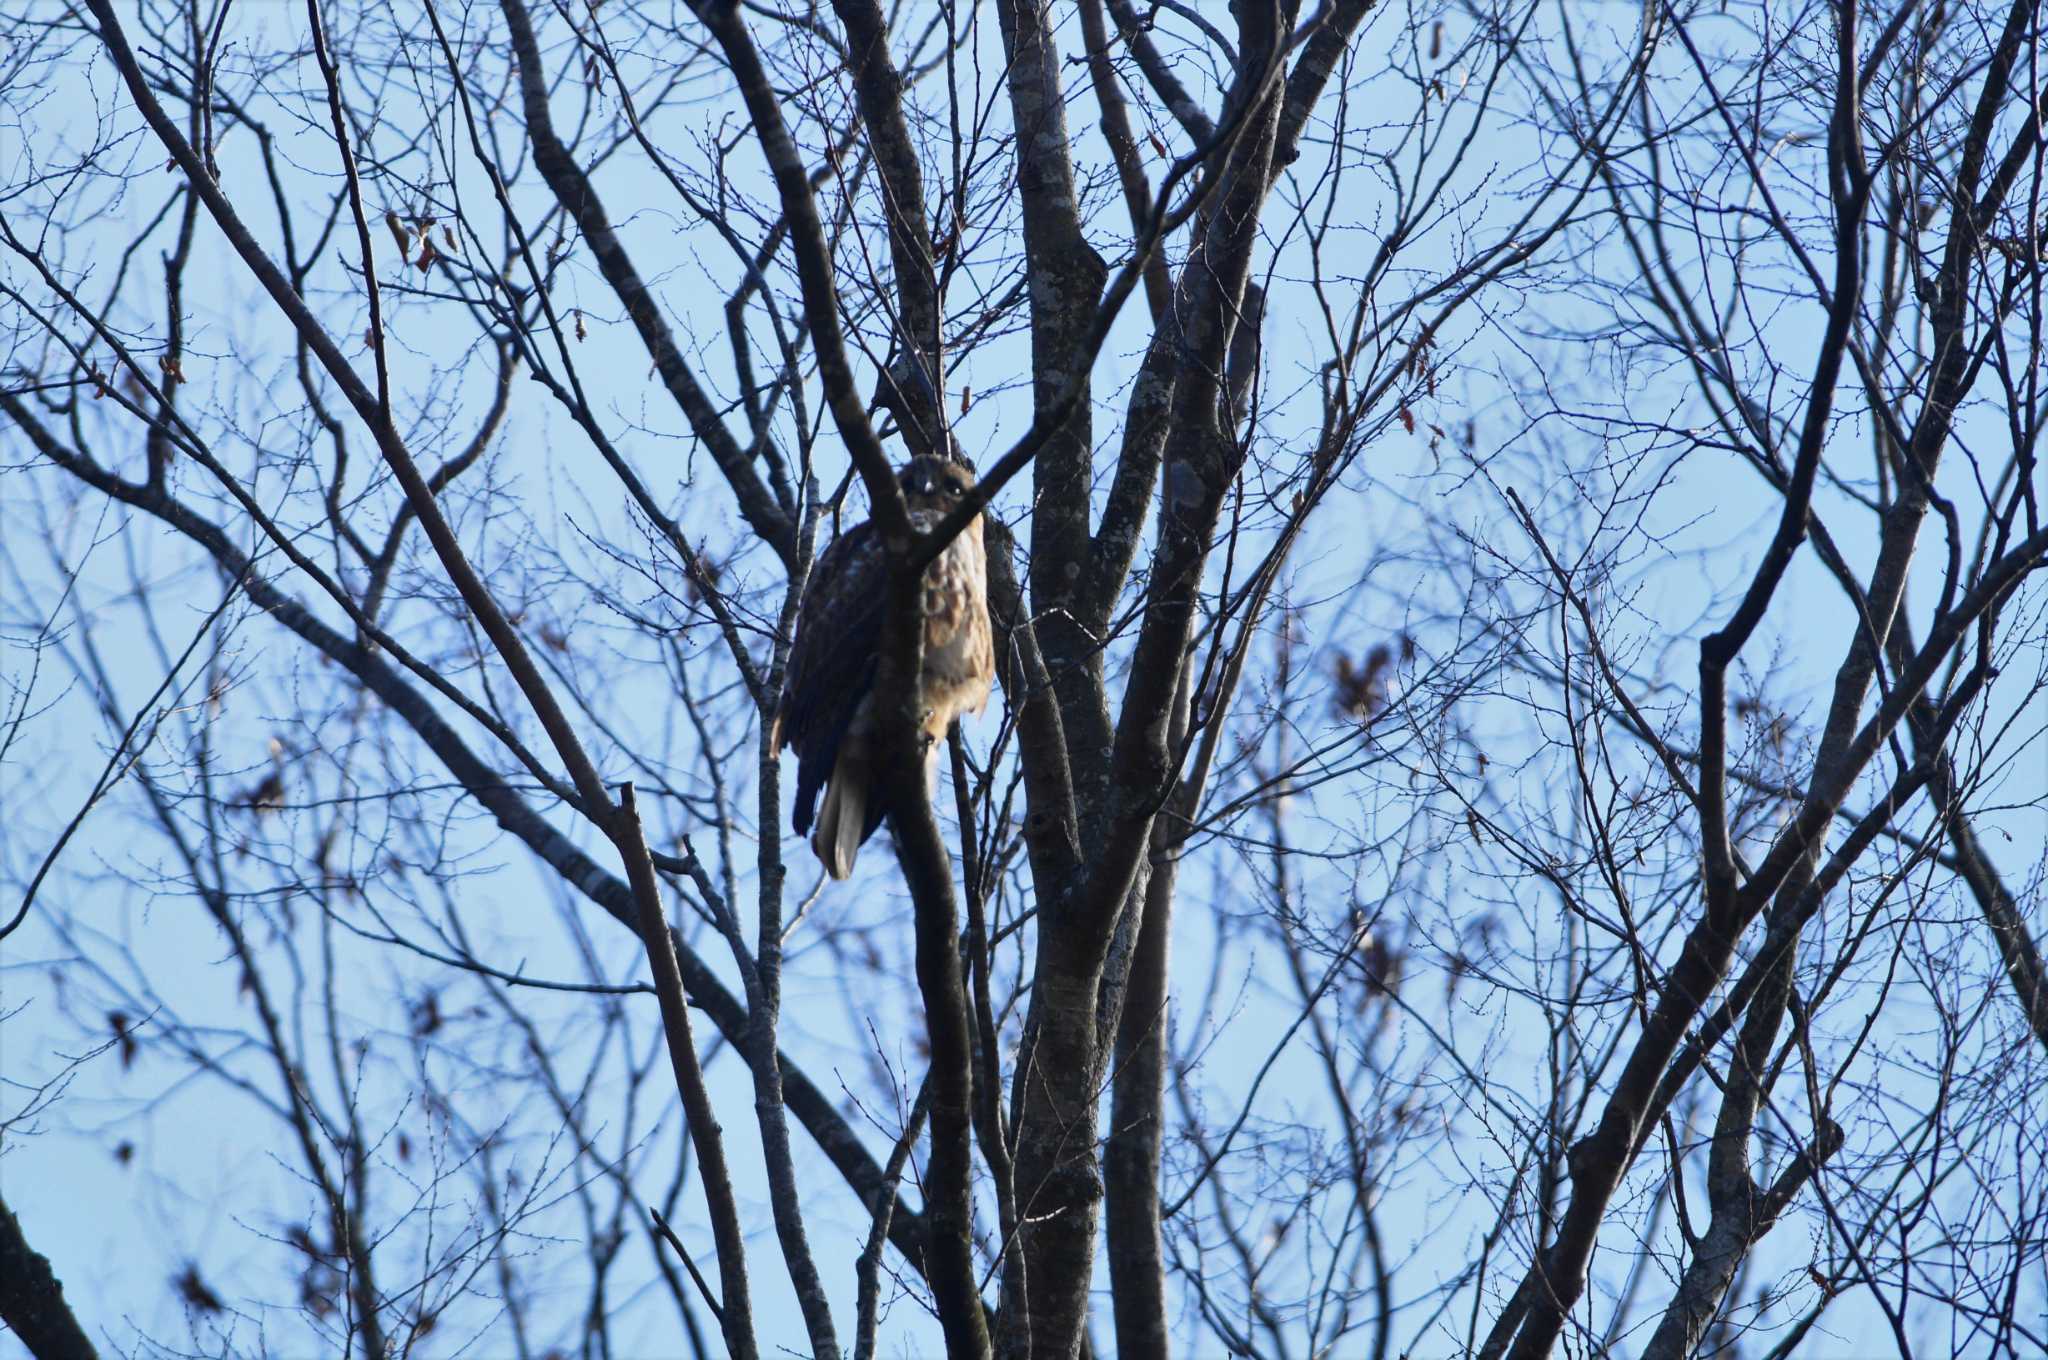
(775, 455, 994, 879)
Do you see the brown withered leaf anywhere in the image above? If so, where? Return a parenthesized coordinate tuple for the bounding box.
(174, 1264, 224, 1314)
(683, 549, 726, 605)
(300, 1263, 338, 1319)
(242, 769, 285, 815)
(410, 992, 442, 1037)
(1333, 644, 1393, 721)
(1358, 933, 1402, 998)
(109, 1011, 137, 1069)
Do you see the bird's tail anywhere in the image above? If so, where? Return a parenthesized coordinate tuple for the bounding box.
(810, 734, 948, 880)
(812, 746, 870, 880)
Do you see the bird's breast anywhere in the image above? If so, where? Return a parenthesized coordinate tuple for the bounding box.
(916, 520, 993, 722)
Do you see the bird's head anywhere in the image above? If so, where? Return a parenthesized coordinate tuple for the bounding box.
(897, 455, 975, 517)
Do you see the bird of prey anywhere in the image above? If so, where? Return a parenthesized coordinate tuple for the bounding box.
(774, 455, 994, 879)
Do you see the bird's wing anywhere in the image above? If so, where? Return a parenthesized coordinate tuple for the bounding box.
(777, 519, 886, 835)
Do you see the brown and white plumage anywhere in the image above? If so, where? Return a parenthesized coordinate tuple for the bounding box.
(775, 456, 993, 879)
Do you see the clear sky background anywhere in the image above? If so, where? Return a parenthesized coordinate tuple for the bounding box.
(4, 0, 2046, 1356)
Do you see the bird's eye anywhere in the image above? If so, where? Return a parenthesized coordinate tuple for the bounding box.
(946, 476, 965, 494)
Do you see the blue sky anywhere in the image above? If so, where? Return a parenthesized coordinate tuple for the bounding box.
(4, 0, 2047, 1356)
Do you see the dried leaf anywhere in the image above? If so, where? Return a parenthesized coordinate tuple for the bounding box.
(110, 1011, 137, 1069)
(174, 1264, 224, 1314)
(1333, 644, 1392, 721)
(243, 770, 285, 815)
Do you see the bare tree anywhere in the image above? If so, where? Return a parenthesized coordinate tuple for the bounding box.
(3, 1, 2044, 1358)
